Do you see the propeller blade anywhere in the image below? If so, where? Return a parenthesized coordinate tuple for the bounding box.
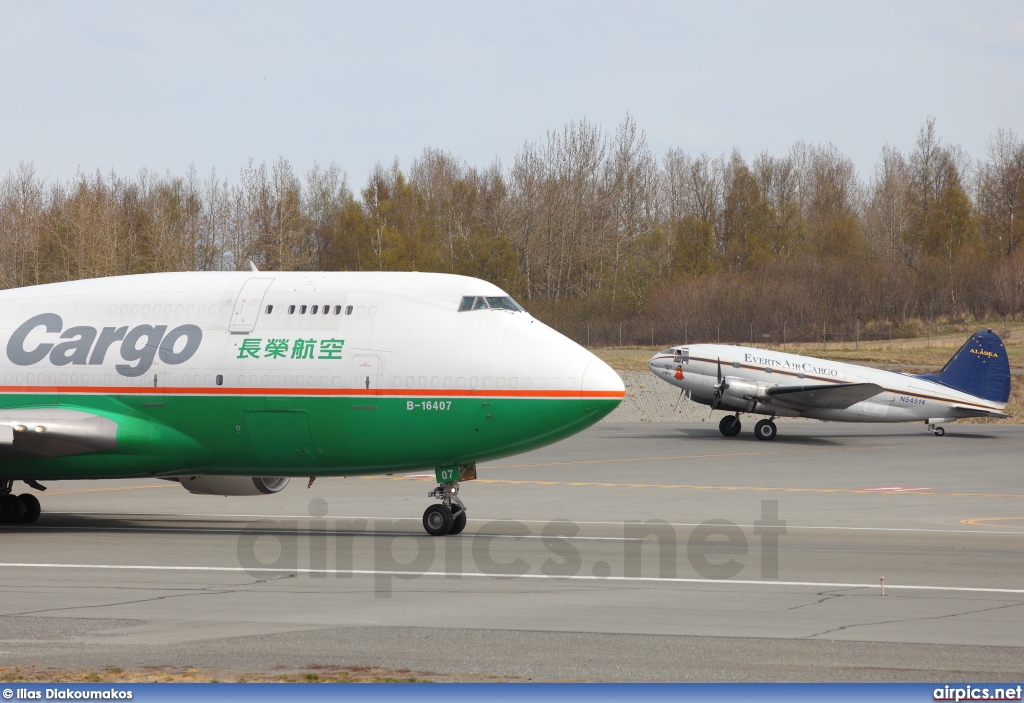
(717, 357, 722, 384)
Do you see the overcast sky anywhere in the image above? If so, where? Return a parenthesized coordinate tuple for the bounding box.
(2, 1, 1022, 191)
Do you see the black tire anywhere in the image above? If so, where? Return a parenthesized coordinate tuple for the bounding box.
(719, 416, 736, 437)
(719, 415, 741, 437)
(422, 504, 453, 536)
(0, 494, 26, 524)
(934, 427, 945, 437)
(449, 507, 467, 535)
(754, 419, 777, 441)
(18, 494, 41, 523)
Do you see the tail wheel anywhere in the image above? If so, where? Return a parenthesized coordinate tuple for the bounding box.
(754, 419, 778, 441)
(423, 504, 454, 536)
(0, 494, 26, 524)
(18, 494, 41, 523)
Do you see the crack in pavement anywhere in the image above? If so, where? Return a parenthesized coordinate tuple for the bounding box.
(788, 588, 864, 610)
(802, 599, 1024, 639)
(2, 573, 300, 618)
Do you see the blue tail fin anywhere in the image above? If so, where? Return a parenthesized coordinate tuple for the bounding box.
(915, 329, 1011, 403)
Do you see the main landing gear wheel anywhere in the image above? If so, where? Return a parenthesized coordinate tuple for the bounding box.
(927, 423, 945, 437)
(423, 479, 468, 536)
(18, 494, 41, 523)
(0, 493, 26, 524)
(449, 506, 467, 535)
(719, 415, 742, 437)
(754, 419, 778, 441)
(422, 504, 453, 536)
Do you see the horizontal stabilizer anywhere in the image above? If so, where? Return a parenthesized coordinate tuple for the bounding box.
(946, 404, 1009, 420)
(767, 382, 884, 410)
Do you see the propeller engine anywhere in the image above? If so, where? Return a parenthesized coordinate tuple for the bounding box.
(711, 358, 728, 410)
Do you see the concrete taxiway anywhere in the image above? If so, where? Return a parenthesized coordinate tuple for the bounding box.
(2, 422, 1023, 681)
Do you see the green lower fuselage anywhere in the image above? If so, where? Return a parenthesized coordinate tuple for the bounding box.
(0, 391, 621, 481)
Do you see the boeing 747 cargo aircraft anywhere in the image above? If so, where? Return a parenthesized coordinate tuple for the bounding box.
(0, 271, 624, 534)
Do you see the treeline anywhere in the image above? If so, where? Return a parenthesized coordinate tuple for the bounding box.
(1, 116, 1023, 345)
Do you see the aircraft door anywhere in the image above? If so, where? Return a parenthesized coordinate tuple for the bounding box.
(149, 371, 170, 394)
(352, 354, 383, 395)
(229, 277, 274, 333)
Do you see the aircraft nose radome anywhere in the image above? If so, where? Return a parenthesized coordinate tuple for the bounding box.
(582, 358, 625, 415)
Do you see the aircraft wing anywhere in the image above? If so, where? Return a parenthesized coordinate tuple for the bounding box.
(766, 382, 884, 410)
(945, 404, 1009, 420)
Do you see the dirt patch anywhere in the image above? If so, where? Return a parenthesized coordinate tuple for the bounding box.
(0, 664, 513, 683)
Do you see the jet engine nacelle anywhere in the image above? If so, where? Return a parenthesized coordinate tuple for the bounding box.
(179, 476, 290, 496)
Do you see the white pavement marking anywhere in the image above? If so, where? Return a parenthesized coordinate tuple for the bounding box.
(43, 512, 1024, 536)
(2, 562, 1024, 595)
(861, 487, 934, 492)
(23, 524, 632, 541)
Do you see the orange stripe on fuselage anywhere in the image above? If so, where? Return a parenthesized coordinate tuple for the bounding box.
(0, 385, 625, 399)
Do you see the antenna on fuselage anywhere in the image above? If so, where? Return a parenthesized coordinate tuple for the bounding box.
(249, 261, 259, 272)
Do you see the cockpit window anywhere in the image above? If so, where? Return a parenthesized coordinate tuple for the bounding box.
(486, 296, 524, 311)
(459, 295, 524, 312)
(661, 347, 689, 363)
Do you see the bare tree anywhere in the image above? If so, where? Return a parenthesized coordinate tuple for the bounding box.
(0, 163, 46, 287)
(864, 145, 910, 259)
(803, 143, 862, 258)
(977, 128, 1024, 257)
(603, 114, 659, 308)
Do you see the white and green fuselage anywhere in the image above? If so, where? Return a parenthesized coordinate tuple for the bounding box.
(0, 271, 624, 484)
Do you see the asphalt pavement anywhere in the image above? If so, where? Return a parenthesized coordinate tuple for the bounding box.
(2, 421, 1023, 681)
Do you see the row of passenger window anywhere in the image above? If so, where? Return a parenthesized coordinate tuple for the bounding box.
(266, 304, 349, 315)
(7, 372, 162, 386)
(265, 304, 380, 317)
(393, 375, 574, 390)
(209, 374, 340, 387)
(108, 303, 225, 316)
(5, 372, 577, 391)
(103, 302, 364, 318)
(3, 372, 347, 387)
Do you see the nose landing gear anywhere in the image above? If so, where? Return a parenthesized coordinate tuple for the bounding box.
(422, 464, 473, 536)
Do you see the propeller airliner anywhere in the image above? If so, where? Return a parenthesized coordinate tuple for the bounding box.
(0, 271, 625, 533)
(648, 331, 1010, 440)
